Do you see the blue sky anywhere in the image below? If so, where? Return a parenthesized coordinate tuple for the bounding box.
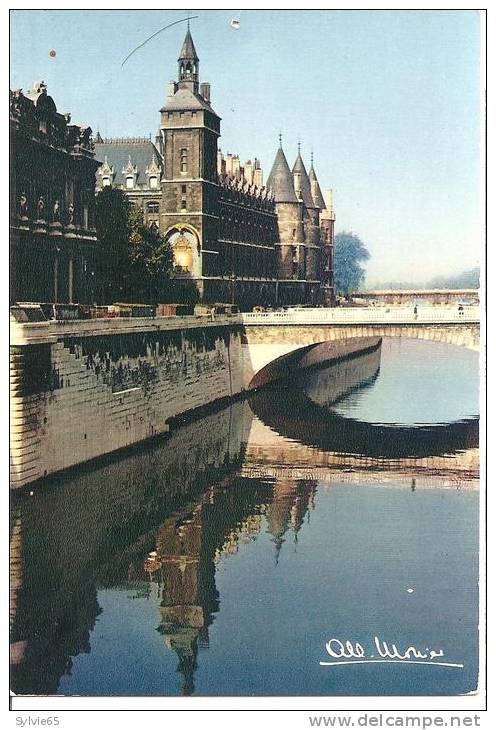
(10, 9, 482, 284)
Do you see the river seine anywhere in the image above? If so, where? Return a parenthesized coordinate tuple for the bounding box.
(10, 337, 479, 697)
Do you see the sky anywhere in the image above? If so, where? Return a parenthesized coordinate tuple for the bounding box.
(10, 9, 483, 285)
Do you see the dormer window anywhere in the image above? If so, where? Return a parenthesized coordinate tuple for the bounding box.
(145, 154, 161, 189)
(122, 155, 137, 189)
(99, 156, 114, 188)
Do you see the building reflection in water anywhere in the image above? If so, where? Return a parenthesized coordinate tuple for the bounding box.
(10, 339, 478, 696)
(126, 475, 316, 695)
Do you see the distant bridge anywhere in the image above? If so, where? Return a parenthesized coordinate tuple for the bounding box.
(353, 289, 479, 305)
(240, 306, 480, 389)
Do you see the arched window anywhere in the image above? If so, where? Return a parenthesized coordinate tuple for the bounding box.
(180, 148, 188, 173)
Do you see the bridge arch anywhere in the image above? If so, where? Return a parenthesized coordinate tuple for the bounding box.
(241, 320, 479, 391)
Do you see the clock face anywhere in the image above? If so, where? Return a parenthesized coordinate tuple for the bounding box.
(167, 227, 200, 274)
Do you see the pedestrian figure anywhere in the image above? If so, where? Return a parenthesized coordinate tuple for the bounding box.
(413, 305, 418, 319)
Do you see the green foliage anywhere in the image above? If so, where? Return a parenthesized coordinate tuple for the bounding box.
(164, 279, 200, 305)
(95, 190, 173, 304)
(95, 187, 130, 302)
(334, 231, 370, 295)
(127, 207, 173, 303)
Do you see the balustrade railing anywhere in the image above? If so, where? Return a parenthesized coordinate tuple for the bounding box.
(241, 306, 480, 325)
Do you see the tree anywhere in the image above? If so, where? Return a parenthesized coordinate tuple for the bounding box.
(127, 206, 173, 303)
(95, 189, 173, 304)
(333, 231, 370, 295)
(95, 187, 131, 302)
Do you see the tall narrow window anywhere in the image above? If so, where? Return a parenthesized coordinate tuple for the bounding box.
(180, 148, 188, 173)
(126, 176, 134, 189)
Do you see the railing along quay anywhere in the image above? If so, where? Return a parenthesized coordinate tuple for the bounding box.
(241, 306, 480, 326)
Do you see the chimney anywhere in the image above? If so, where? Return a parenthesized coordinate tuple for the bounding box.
(167, 81, 177, 97)
(244, 160, 253, 185)
(200, 82, 210, 103)
(253, 167, 263, 188)
(217, 149, 224, 175)
(232, 155, 241, 179)
(321, 189, 335, 220)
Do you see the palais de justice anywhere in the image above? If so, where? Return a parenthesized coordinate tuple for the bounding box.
(95, 27, 336, 308)
(10, 26, 336, 309)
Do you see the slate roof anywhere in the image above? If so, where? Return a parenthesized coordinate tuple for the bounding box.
(266, 146, 298, 204)
(309, 165, 326, 209)
(292, 154, 316, 209)
(178, 28, 199, 62)
(160, 86, 217, 114)
(94, 139, 162, 187)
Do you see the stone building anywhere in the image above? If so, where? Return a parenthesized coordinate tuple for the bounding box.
(94, 135, 163, 232)
(10, 82, 99, 304)
(94, 27, 335, 308)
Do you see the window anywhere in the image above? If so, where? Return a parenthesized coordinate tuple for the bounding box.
(180, 148, 188, 173)
(147, 201, 159, 214)
(181, 199, 187, 212)
(181, 185, 187, 194)
(126, 176, 134, 189)
(102, 177, 111, 187)
(149, 176, 158, 189)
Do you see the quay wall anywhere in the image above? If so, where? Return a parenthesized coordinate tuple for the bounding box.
(10, 317, 245, 489)
(10, 315, 383, 489)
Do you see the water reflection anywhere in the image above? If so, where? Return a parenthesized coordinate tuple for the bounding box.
(10, 338, 479, 697)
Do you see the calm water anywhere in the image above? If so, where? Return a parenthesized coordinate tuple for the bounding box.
(10, 338, 480, 697)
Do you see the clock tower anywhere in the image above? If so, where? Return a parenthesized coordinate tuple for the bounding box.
(158, 26, 221, 296)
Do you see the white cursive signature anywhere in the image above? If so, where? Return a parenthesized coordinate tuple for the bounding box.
(319, 637, 463, 668)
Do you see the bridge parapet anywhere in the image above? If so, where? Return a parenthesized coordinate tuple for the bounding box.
(242, 306, 480, 326)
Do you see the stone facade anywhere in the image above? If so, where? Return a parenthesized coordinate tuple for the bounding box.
(266, 144, 336, 306)
(10, 82, 100, 304)
(10, 315, 388, 489)
(10, 318, 245, 488)
(94, 27, 335, 309)
(94, 136, 163, 231)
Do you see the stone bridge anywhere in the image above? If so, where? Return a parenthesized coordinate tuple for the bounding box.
(240, 306, 479, 389)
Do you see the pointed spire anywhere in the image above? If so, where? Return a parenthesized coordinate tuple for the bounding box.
(178, 26, 199, 63)
(267, 141, 298, 203)
(292, 149, 316, 209)
(308, 156, 326, 209)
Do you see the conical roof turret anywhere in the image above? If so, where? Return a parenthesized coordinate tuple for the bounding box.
(267, 143, 298, 204)
(308, 160, 326, 209)
(292, 150, 316, 209)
